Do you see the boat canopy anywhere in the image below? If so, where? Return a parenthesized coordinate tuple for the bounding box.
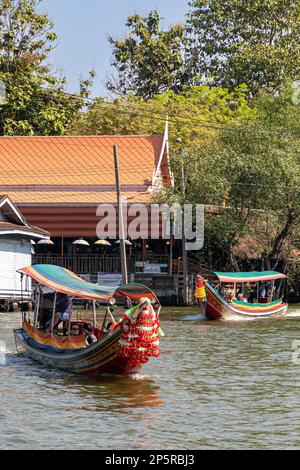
(19, 264, 158, 302)
(213, 271, 287, 283)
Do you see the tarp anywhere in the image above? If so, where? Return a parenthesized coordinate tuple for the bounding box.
(213, 271, 287, 283)
(19, 264, 158, 302)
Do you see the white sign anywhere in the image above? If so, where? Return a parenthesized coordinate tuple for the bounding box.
(97, 273, 134, 286)
(144, 263, 161, 274)
(98, 273, 123, 286)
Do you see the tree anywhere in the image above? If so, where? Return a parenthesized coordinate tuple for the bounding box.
(186, 0, 300, 95)
(107, 10, 187, 99)
(175, 82, 300, 270)
(0, 0, 93, 135)
(69, 84, 253, 148)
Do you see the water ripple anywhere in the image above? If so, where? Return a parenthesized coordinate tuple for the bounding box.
(1, 307, 300, 449)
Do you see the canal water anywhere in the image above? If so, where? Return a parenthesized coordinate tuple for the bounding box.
(1, 305, 300, 450)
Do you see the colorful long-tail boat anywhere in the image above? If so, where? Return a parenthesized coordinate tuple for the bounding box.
(205, 271, 288, 320)
(14, 265, 163, 376)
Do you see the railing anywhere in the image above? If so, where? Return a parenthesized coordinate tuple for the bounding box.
(33, 254, 171, 275)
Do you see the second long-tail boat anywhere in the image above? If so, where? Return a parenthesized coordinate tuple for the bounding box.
(205, 271, 288, 320)
(14, 264, 163, 376)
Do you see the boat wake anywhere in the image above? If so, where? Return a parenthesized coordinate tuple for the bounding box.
(128, 373, 146, 380)
(286, 310, 300, 318)
(182, 313, 207, 321)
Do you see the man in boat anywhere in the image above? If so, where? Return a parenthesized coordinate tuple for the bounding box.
(70, 324, 80, 336)
(83, 323, 98, 345)
(195, 274, 207, 315)
(37, 288, 55, 330)
(52, 294, 73, 335)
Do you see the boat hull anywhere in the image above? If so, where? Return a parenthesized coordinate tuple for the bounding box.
(14, 327, 142, 376)
(205, 283, 288, 320)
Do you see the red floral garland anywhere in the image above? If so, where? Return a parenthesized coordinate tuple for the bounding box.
(117, 305, 160, 364)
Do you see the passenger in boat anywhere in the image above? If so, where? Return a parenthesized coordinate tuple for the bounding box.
(236, 293, 248, 303)
(103, 321, 117, 335)
(258, 283, 266, 298)
(225, 290, 235, 302)
(106, 322, 113, 331)
(53, 294, 73, 334)
(244, 283, 251, 301)
(70, 324, 80, 336)
(83, 323, 98, 345)
(248, 291, 257, 303)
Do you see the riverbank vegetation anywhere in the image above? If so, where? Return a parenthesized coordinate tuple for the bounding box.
(0, 0, 299, 289)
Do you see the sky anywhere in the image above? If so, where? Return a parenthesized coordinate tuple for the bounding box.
(40, 0, 189, 97)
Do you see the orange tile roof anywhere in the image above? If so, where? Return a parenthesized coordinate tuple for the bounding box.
(0, 135, 164, 187)
(8, 191, 153, 205)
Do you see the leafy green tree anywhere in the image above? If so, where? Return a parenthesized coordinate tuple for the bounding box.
(186, 0, 300, 95)
(173, 83, 300, 270)
(107, 10, 187, 99)
(69, 84, 253, 147)
(0, 0, 93, 135)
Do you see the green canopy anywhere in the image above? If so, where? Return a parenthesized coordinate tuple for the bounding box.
(19, 264, 158, 302)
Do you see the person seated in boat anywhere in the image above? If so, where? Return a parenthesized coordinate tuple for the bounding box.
(70, 324, 80, 336)
(244, 283, 251, 301)
(83, 323, 98, 345)
(258, 283, 266, 299)
(248, 291, 257, 303)
(194, 274, 207, 314)
(103, 321, 118, 336)
(225, 290, 235, 302)
(236, 293, 248, 303)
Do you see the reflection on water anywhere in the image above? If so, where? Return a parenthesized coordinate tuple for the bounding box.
(1, 305, 300, 449)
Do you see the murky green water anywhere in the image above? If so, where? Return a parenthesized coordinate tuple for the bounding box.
(1, 305, 300, 450)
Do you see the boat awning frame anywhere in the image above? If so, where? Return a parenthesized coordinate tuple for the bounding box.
(212, 271, 287, 283)
(18, 264, 159, 302)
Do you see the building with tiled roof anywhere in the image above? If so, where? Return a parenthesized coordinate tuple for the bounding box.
(0, 128, 171, 235)
(0, 195, 49, 300)
(0, 128, 176, 279)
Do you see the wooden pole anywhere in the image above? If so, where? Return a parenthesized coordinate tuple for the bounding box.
(34, 285, 41, 328)
(92, 300, 97, 328)
(271, 281, 275, 301)
(114, 144, 128, 284)
(142, 239, 146, 284)
(181, 152, 188, 305)
(51, 291, 57, 335)
(169, 214, 173, 275)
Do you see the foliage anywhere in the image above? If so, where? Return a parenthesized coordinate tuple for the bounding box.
(174, 82, 300, 270)
(0, 0, 93, 135)
(186, 0, 300, 95)
(68, 84, 253, 147)
(107, 10, 187, 99)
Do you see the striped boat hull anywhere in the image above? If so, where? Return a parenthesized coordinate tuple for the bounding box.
(206, 283, 288, 320)
(14, 325, 143, 376)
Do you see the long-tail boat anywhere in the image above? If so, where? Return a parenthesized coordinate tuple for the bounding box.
(205, 271, 288, 320)
(14, 265, 162, 376)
